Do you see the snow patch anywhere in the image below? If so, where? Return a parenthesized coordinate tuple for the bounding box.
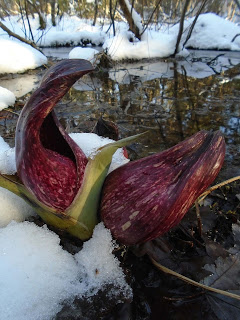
(0, 189, 36, 227)
(0, 222, 132, 320)
(0, 39, 47, 74)
(69, 47, 99, 63)
(70, 132, 129, 172)
(0, 86, 16, 110)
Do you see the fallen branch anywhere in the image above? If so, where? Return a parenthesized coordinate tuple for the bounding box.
(0, 21, 43, 53)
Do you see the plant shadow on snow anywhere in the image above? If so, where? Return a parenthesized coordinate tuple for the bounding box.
(0, 53, 240, 319)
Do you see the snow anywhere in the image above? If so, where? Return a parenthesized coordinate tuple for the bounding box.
(0, 221, 132, 320)
(69, 47, 99, 63)
(0, 136, 16, 174)
(70, 132, 129, 173)
(0, 39, 47, 74)
(104, 30, 176, 60)
(0, 86, 16, 110)
(0, 188, 36, 228)
(178, 13, 240, 51)
(75, 223, 132, 298)
(0, 13, 239, 66)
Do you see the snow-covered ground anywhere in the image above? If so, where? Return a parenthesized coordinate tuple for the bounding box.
(0, 12, 239, 65)
(0, 221, 132, 320)
(0, 12, 239, 108)
(0, 12, 240, 107)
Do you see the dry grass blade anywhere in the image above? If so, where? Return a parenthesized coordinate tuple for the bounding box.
(198, 176, 240, 203)
(150, 257, 240, 301)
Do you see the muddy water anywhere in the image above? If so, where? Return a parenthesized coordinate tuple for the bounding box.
(1, 49, 239, 179)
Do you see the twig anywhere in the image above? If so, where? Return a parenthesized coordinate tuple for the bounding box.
(182, 0, 208, 49)
(150, 257, 240, 301)
(140, 0, 162, 36)
(195, 200, 202, 236)
(198, 176, 240, 204)
(231, 33, 240, 42)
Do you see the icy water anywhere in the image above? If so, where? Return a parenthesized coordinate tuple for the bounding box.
(0, 49, 240, 319)
(0, 49, 239, 180)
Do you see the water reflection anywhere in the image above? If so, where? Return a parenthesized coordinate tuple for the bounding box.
(0, 73, 41, 98)
(0, 51, 239, 178)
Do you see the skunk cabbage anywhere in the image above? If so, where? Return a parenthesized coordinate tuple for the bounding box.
(0, 59, 225, 245)
(100, 130, 225, 245)
(0, 59, 144, 240)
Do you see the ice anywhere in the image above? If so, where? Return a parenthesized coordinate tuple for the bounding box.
(0, 86, 16, 110)
(0, 39, 47, 74)
(0, 74, 40, 98)
(0, 222, 132, 320)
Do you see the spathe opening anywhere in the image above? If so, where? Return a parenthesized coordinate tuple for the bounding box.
(40, 111, 76, 163)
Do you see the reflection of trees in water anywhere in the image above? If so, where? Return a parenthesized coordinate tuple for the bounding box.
(57, 62, 239, 167)
(0, 60, 239, 171)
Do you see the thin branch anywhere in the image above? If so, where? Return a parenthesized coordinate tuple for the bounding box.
(172, 0, 191, 56)
(140, 0, 162, 36)
(232, 33, 240, 42)
(0, 21, 43, 53)
(182, 0, 208, 48)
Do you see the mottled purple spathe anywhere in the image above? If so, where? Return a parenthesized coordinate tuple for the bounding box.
(15, 60, 94, 211)
(100, 130, 225, 245)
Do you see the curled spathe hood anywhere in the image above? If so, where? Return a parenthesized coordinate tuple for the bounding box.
(15, 59, 93, 210)
(100, 130, 226, 245)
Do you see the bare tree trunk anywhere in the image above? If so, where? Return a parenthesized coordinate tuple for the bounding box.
(93, 0, 98, 26)
(26, 0, 46, 29)
(0, 21, 43, 53)
(50, 0, 56, 26)
(109, 0, 116, 36)
(234, 0, 240, 11)
(118, 0, 141, 40)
